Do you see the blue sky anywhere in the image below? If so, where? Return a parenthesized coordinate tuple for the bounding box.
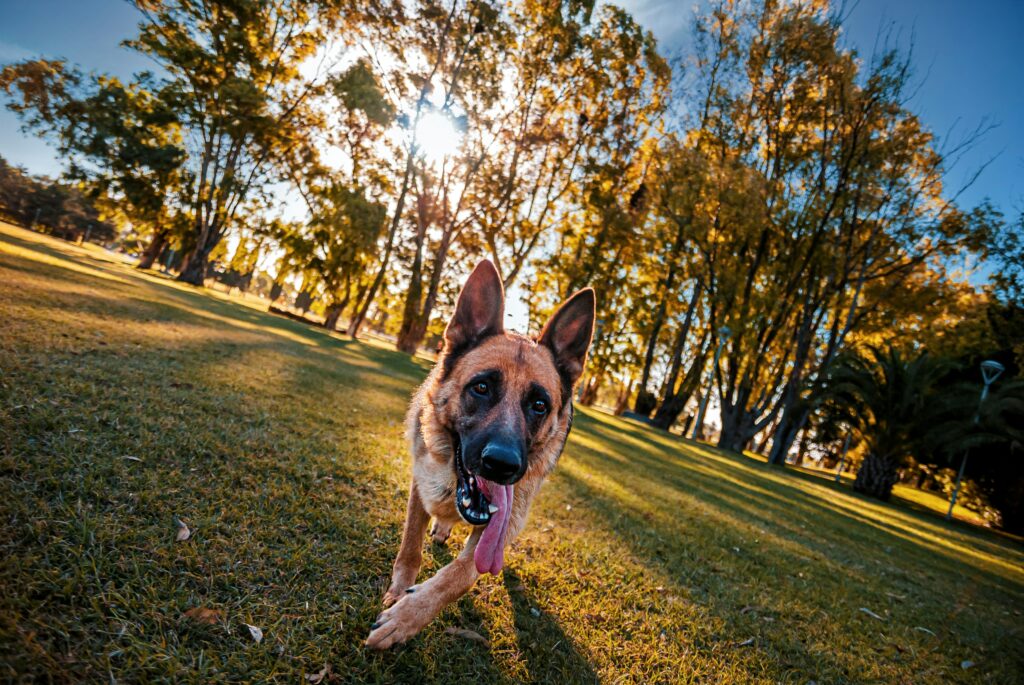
(620, 0, 1024, 220)
(1, 0, 1021, 221)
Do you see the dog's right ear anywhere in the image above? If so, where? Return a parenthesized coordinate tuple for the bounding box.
(444, 260, 505, 352)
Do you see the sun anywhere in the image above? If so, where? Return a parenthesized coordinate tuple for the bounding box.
(414, 110, 462, 162)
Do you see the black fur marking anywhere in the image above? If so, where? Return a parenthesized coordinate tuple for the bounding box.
(440, 332, 501, 379)
(554, 364, 575, 407)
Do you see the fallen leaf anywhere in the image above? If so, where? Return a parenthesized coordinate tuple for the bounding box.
(737, 638, 755, 647)
(740, 605, 757, 614)
(914, 626, 936, 636)
(530, 607, 540, 617)
(305, 664, 331, 683)
(243, 623, 263, 643)
(444, 626, 490, 647)
(122, 455, 142, 462)
(859, 607, 885, 621)
(961, 660, 975, 670)
(183, 607, 222, 625)
(174, 517, 191, 542)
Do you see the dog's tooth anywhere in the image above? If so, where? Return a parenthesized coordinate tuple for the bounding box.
(469, 476, 475, 486)
(461, 497, 471, 508)
(488, 504, 499, 514)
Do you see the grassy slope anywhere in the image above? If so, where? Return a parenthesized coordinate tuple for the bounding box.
(1, 222, 1021, 685)
(761, 459, 991, 527)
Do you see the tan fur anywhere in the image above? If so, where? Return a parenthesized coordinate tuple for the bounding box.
(365, 334, 572, 649)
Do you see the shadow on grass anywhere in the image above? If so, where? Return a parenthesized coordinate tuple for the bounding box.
(502, 568, 600, 684)
(572, 410, 1023, 595)
(0, 224, 431, 378)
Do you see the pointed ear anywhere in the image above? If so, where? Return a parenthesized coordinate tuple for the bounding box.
(539, 288, 596, 389)
(444, 260, 505, 352)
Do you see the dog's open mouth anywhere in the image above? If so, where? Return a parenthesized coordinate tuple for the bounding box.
(453, 435, 514, 575)
(454, 438, 493, 526)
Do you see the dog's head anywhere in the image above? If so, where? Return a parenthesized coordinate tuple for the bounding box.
(432, 260, 595, 526)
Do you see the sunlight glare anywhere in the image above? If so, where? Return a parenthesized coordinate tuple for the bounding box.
(414, 110, 462, 162)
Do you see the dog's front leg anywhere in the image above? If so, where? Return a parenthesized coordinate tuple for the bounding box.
(365, 530, 481, 649)
(382, 482, 430, 607)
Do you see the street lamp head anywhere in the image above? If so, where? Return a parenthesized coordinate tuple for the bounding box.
(980, 359, 1005, 386)
(718, 325, 731, 339)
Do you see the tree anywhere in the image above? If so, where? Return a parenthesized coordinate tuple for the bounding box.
(127, 0, 367, 284)
(1, 60, 187, 265)
(275, 56, 395, 331)
(821, 346, 949, 500)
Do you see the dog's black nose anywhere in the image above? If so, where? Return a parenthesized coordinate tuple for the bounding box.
(480, 442, 522, 483)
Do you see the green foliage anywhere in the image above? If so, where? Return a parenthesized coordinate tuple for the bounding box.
(0, 60, 187, 241)
(331, 59, 396, 127)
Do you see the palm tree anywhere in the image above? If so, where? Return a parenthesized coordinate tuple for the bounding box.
(820, 346, 949, 501)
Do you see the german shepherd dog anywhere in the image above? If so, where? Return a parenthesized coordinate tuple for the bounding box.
(365, 260, 595, 649)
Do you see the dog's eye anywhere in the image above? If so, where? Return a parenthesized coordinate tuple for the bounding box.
(471, 381, 489, 396)
(531, 399, 548, 416)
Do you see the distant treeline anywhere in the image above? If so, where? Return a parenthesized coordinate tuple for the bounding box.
(0, 156, 115, 243)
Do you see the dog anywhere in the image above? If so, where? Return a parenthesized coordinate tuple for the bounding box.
(365, 260, 595, 649)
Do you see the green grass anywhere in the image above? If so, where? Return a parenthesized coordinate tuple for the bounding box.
(1, 222, 1022, 684)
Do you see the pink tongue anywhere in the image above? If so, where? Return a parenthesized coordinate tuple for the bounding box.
(473, 479, 513, 575)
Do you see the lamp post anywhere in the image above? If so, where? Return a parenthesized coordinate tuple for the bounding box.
(691, 325, 731, 441)
(946, 359, 1005, 521)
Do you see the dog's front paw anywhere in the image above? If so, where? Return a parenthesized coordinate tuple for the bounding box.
(365, 589, 432, 650)
(382, 582, 418, 608)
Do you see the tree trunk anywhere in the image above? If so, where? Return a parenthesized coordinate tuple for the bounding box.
(651, 392, 688, 430)
(348, 138, 418, 339)
(650, 285, 702, 427)
(853, 453, 899, 501)
(613, 379, 634, 416)
(718, 389, 757, 453)
(634, 260, 681, 413)
(768, 410, 804, 465)
(651, 346, 706, 430)
(396, 307, 424, 353)
(269, 280, 284, 302)
(137, 229, 168, 270)
(324, 303, 344, 331)
(177, 242, 214, 285)
(579, 374, 600, 406)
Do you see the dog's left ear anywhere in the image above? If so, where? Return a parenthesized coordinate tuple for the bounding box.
(445, 260, 505, 352)
(539, 288, 596, 387)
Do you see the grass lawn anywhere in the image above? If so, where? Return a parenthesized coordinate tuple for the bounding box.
(1, 222, 1022, 684)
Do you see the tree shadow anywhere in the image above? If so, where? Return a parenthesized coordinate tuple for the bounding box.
(502, 567, 600, 684)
